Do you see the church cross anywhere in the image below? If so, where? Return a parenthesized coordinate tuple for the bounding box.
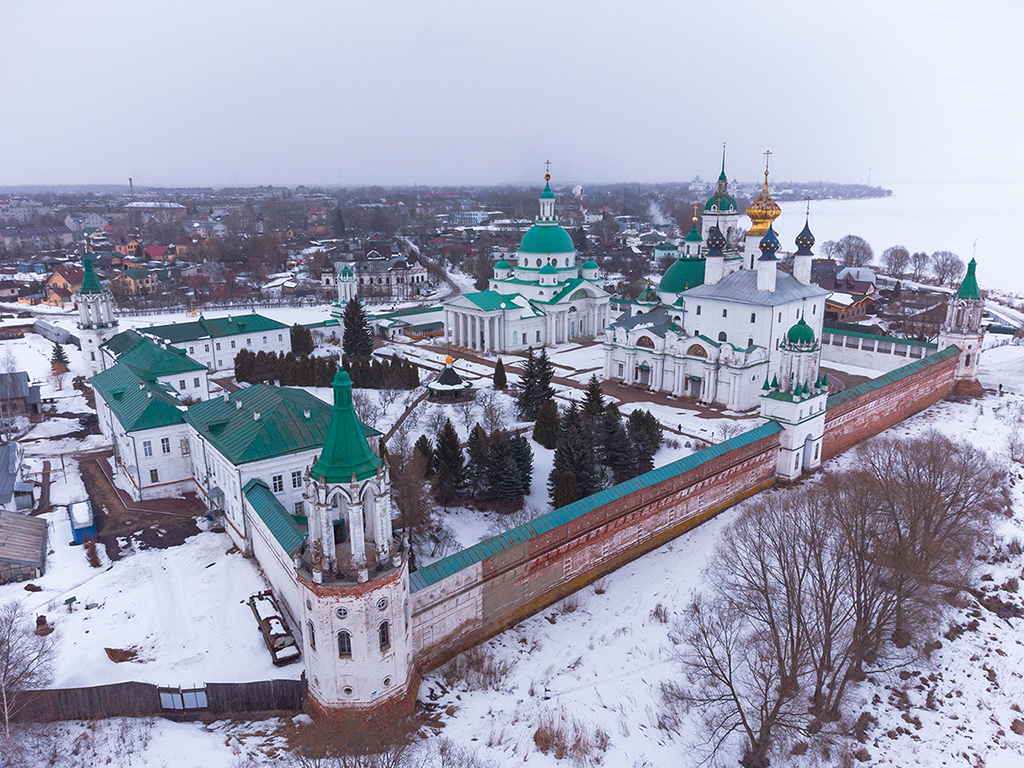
(763, 150, 772, 178)
(544, 160, 551, 175)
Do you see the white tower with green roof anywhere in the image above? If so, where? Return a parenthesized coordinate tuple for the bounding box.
(74, 255, 118, 376)
(298, 369, 413, 712)
(938, 258, 984, 381)
(760, 316, 828, 481)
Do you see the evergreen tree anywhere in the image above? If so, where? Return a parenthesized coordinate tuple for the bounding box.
(50, 342, 69, 367)
(493, 358, 507, 390)
(604, 416, 637, 484)
(413, 434, 435, 477)
(465, 424, 489, 497)
(535, 348, 555, 404)
(572, 226, 589, 253)
(548, 405, 598, 505)
(342, 297, 374, 360)
(290, 324, 315, 356)
(484, 430, 513, 500)
(553, 470, 578, 509)
(510, 434, 533, 496)
(516, 348, 538, 420)
(333, 209, 347, 238)
(627, 409, 663, 475)
(533, 399, 560, 449)
(582, 374, 605, 421)
(433, 419, 464, 506)
(405, 360, 419, 388)
(495, 455, 524, 503)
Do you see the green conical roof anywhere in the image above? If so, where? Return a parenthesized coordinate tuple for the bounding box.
(955, 258, 982, 300)
(80, 255, 104, 295)
(540, 179, 555, 199)
(310, 370, 381, 483)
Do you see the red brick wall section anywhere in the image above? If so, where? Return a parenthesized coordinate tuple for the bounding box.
(822, 350, 957, 461)
(412, 427, 782, 672)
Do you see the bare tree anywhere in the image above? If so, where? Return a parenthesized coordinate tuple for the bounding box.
(833, 235, 873, 267)
(910, 251, 931, 281)
(350, 389, 383, 430)
(931, 251, 965, 287)
(880, 245, 910, 278)
(454, 396, 477, 433)
(476, 388, 508, 434)
(0, 600, 55, 751)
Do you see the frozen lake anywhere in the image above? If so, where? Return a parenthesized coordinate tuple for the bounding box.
(775, 181, 1024, 296)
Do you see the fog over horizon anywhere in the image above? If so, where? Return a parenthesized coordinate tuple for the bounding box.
(2, 1, 1021, 188)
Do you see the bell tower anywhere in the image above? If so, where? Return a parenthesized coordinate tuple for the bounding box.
(298, 370, 413, 713)
(938, 258, 984, 381)
(74, 255, 118, 376)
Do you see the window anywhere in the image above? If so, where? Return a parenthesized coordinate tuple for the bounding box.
(230, 340, 236, 348)
(377, 597, 389, 611)
(294, 501, 304, 515)
(536, 331, 541, 342)
(778, 313, 782, 322)
(143, 440, 153, 457)
(718, 331, 727, 342)
(617, 363, 624, 377)
(750, 313, 756, 323)
(161, 437, 171, 454)
(180, 437, 190, 455)
(194, 377, 200, 388)
(90, 351, 96, 361)
(696, 305, 701, 316)
(812, 305, 816, 315)
(292, 470, 302, 488)
(179, 379, 185, 389)
(513, 331, 518, 345)
(150, 468, 159, 483)
(263, 336, 267, 343)
(278, 334, 283, 341)
(338, 630, 352, 658)
(204, 344, 210, 352)
(336, 607, 348, 619)
(378, 621, 391, 651)
(273, 475, 283, 493)
(748, 338, 754, 347)
(215, 342, 221, 351)
(189, 346, 195, 354)
(308, 621, 316, 651)
(722, 309, 728, 318)
(247, 338, 252, 346)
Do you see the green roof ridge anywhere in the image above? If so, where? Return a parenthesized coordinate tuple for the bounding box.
(244, 479, 305, 556)
(310, 370, 381, 483)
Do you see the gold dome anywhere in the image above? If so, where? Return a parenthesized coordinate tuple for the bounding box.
(745, 154, 781, 237)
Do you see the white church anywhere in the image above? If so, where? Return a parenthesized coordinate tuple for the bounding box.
(442, 173, 613, 353)
(603, 156, 830, 412)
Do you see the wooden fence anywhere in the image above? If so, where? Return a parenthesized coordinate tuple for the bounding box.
(14, 677, 306, 723)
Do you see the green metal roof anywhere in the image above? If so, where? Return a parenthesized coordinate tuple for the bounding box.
(310, 370, 382, 483)
(79, 255, 104, 295)
(118, 336, 206, 377)
(684, 223, 703, 243)
(143, 313, 289, 344)
(495, 258, 512, 270)
(822, 326, 937, 349)
(539, 180, 555, 200)
(704, 193, 738, 212)
(410, 421, 784, 591)
(462, 290, 525, 311)
(955, 258, 982, 300)
(539, 262, 557, 274)
(244, 478, 305, 556)
(90, 363, 186, 433)
(786, 317, 815, 345)
(519, 223, 574, 254)
(582, 259, 598, 270)
(826, 346, 959, 410)
(185, 383, 378, 466)
(102, 328, 146, 357)
(660, 257, 706, 294)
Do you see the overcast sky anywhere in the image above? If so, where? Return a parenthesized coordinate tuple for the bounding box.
(2, 1, 1021, 188)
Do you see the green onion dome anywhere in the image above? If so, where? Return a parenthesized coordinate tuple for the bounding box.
(705, 192, 738, 213)
(786, 316, 816, 346)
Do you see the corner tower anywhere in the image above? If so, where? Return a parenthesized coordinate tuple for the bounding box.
(938, 258, 984, 381)
(299, 370, 413, 713)
(74, 255, 118, 376)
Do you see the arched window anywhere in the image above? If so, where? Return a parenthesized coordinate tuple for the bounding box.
(696, 305, 702, 316)
(307, 621, 316, 651)
(747, 338, 754, 347)
(718, 331, 728, 342)
(379, 621, 391, 651)
(750, 313, 756, 323)
(686, 344, 708, 358)
(338, 630, 352, 658)
(636, 335, 655, 349)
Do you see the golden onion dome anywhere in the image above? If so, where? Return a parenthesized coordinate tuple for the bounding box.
(745, 157, 781, 237)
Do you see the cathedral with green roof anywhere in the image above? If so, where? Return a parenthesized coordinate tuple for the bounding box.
(443, 171, 612, 353)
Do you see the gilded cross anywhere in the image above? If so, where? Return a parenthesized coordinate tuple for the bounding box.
(763, 150, 772, 177)
(544, 160, 551, 174)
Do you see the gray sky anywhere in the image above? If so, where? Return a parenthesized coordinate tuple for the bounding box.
(2, 1, 1021, 188)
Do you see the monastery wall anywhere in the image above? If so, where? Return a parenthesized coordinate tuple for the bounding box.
(821, 345, 959, 461)
(820, 328, 936, 373)
(410, 422, 783, 671)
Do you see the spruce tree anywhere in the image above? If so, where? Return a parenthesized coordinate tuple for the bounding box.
(290, 324, 315, 356)
(433, 419, 464, 506)
(493, 358, 507, 390)
(535, 348, 555, 405)
(604, 416, 638, 484)
(533, 399, 560, 449)
(342, 296, 374, 360)
(548, 405, 598, 504)
(50, 342, 69, 367)
(465, 424, 489, 497)
(511, 434, 533, 496)
(495, 455, 524, 503)
(628, 409, 663, 475)
(553, 470, 578, 509)
(582, 375, 605, 422)
(516, 348, 538, 420)
(485, 430, 514, 501)
(413, 435, 435, 477)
